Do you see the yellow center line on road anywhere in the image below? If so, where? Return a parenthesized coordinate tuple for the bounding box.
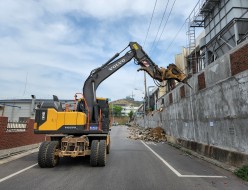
(0, 163, 38, 183)
(141, 140, 227, 178)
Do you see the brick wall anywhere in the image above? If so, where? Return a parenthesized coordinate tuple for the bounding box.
(198, 72, 206, 90)
(0, 117, 46, 150)
(180, 86, 185, 98)
(230, 43, 248, 76)
(191, 54, 197, 74)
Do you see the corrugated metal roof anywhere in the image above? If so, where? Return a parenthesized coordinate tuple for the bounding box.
(0, 99, 73, 103)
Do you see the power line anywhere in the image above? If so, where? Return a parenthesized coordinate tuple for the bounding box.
(165, 19, 187, 51)
(151, 0, 177, 52)
(142, 0, 158, 110)
(143, 0, 158, 49)
(150, 0, 170, 51)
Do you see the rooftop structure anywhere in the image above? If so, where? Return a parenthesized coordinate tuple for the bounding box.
(187, 0, 248, 74)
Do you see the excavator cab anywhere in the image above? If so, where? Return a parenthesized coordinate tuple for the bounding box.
(74, 94, 110, 133)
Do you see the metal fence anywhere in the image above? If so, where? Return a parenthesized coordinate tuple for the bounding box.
(6, 121, 27, 132)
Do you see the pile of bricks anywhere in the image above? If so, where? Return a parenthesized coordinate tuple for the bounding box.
(128, 126, 166, 142)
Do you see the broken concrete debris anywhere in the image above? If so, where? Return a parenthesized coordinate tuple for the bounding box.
(128, 126, 167, 142)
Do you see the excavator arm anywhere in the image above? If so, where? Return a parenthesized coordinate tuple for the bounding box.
(83, 42, 189, 124)
(129, 42, 187, 83)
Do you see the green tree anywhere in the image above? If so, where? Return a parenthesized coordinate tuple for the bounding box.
(128, 110, 134, 121)
(110, 104, 122, 117)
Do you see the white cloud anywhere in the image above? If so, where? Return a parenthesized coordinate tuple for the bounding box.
(0, 0, 199, 101)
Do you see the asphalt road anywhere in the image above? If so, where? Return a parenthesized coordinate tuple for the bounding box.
(0, 126, 247, 190)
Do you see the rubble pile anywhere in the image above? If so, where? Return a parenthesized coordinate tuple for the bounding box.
(128, 126, 167, 142)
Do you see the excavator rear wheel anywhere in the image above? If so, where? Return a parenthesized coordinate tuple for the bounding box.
(46, 141, 60, 168)
(38, 141, 50, 168)
(98, 140, 107, 166)
(90, 140, 99, 167)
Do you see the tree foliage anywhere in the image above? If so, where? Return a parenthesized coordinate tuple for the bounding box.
(110, 104, 122, 117)
(235, 165, 248, 181)
(128, 110, 134, 120)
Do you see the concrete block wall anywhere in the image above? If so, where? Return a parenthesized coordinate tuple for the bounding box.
(0, 117, 46, 150)
(134, 40, 248, 167)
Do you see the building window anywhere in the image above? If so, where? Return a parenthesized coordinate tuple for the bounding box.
(19, 117, 30, 123)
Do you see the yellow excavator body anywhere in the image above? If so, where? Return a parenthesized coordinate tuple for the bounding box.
(35, 108, 87, 132)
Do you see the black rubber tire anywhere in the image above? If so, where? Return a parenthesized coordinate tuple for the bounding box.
(106, 139, 110, 154)
(98, 140, 106, 167)
(38, 141, 50, 168)
(46, 141, 60, 168)
(90, 140, 99, 167)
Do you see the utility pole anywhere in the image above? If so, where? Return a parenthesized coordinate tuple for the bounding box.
(144, 72, 147, 101)
(130, 91, 135, 99)
(144, 72, 147, 128)
(133, 87, 146, 127)
(147, 86, 155, 111)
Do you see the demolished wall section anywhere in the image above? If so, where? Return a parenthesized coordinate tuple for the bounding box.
(134, 40, 248, 166)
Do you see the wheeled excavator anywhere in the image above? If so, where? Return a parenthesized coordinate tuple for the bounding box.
(34, 42, 190, 168)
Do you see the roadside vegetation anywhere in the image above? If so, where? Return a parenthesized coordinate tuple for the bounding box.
(235, 165, 248, 181)
(110, 104, 123, 117)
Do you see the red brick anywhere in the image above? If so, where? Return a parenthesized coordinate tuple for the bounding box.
(188, 53, 198, 74)
(0, 118, 45, 150)
(230, 43, 248, 76)
(180, 86, 186, 98)
(198, 72, 206, 90)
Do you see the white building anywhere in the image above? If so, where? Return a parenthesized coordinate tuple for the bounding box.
(121, 105, 140, 116)
(0, 97, 73, 122)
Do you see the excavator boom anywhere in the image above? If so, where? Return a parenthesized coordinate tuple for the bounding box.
(83, 42, 189, 124)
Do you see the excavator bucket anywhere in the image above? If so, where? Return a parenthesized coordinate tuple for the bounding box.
(138, 63, 192, 88)
(163, 64, 192, 88)
(163, 64, 186, 81)
(164, 64, 192, 88)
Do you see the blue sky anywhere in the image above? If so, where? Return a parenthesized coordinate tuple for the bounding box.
(0, 0, 199, 101)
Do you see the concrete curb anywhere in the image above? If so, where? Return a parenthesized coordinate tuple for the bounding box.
(166, 142, 238, 173)
(0, 143, 41, 160)
(165, 134, 240, 172)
